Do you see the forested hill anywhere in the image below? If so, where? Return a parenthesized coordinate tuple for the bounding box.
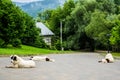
(13, 0, 66, 17)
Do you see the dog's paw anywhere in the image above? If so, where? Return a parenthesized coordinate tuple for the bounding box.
(5, 65, 10, 68)
(5, 65, 16, 68)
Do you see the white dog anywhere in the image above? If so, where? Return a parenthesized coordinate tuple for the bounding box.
(30, 56, 55, 62)
(6, 55, 36, 68)
(98, 53, 114, 63)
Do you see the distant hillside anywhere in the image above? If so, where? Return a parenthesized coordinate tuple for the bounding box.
(13, 2, 28, 7)
(13, 0, 66, 18)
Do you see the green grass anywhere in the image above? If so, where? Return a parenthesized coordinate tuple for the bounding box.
(0, 45, 61, 56)
(98, 52, 120, 59)
(112, 52, 120, 57)
(1, 45, 120, 58)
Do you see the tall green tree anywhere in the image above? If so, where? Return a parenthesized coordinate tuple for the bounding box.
(63, 0, 96, 51)
(96, 0, 116, 14)
(21, 13, 38, 46)
(114, 0, 120, 5)
(110, 15, 120, 51)
(85, 10, 115, 50)
(0, 0, 45, 48)
(85, 0, 118, 50)
(0, 0, 25, 47)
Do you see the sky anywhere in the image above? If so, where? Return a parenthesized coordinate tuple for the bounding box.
(11, 0, 43, 3)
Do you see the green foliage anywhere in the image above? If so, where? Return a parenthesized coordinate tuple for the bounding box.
(21, 13, 39, 46)
(110, 25, 120, 45)
(39, 0, 76, 50)
(64, 16, 75, 38)
(38, 9, 53, 22)
(54, 40, 61, 50)
(33, 37, 48, 48)
(0, 0, 46, 48)
(0, 0, 25, 47)
(110, 19, 120, 46)
(12, 39, 21, 48)
(0, 39, 5, 47)
(96, 0, 116, 13)
(37, 0, 120, 52)
(65, 0, 95, 51)
(84, 0, 119, 51)
(62, 0, 75, 16)
(85, 10, 107, 38)
(114, 0, 120, 5)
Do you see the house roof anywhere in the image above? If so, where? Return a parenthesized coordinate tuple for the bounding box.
(36, 22, 54, 36)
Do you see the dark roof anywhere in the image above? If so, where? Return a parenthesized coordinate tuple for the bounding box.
(36, 22, 54, 36)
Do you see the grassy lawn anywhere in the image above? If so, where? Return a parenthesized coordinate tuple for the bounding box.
(97, 51, 120, 59)
(0, 45, 120, 58)
(112, 52, 120, 58)
(0, 45, 61, 56)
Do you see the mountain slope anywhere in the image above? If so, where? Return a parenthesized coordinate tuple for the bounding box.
(13, 0, 66, 17)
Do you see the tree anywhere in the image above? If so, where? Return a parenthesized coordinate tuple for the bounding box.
(0, 0, 45, 48)
(110, 20, 120, 45)
(96, 0, 116, 14)
(85, 10, 115, 50)
(38, 9, 53, 22)
(63, 0, 96, 51)
(21, 13, 37, 45)
(110, 15, 120, 51)
(36, 0, 120, 51)
(62, 0, 75, 17)
(0, 0, 25, 47)
(114, 0, 120, 5)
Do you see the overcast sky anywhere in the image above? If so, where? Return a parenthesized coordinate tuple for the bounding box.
(11, 0, 42, 3)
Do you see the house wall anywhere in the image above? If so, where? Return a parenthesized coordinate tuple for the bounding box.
(43, 36, 52, 46)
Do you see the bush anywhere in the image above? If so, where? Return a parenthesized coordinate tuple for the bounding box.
(50, 46, 57, 50)
(0, 39, 5, 47)
(12, 39, 21, 48)
(33, 37, 47, 48)
(54, 40, 61, 50)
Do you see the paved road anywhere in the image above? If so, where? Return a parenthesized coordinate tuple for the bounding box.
(0, 53, 120, 80)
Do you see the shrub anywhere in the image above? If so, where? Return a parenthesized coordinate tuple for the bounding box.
(12, 39, 21, 48)
(0, 39, 5, 47)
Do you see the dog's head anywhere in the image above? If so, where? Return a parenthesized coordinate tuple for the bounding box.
(11, 55, 17, 61)
(29, 56, 33, 60)
(10, 55, 21, 64)
(106, 59, 110, 63)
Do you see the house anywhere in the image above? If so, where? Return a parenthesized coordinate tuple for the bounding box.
(36, 22, 54, 46)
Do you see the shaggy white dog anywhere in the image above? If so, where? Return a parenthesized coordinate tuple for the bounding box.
(30, 56, 55, 62)
(98, 53, 114, 63)
(6, 55, 36, 68)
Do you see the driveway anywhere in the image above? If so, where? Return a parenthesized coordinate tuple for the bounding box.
(0, 53, 120, 80)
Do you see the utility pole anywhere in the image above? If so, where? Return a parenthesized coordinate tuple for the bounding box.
(106, 34, 111, 53)
(60, 20, 64, 51)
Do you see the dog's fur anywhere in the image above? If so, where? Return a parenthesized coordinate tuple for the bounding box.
(6, 55, 36, 68)
(98, 53, 114, 63)
(29, 56, 55, 62)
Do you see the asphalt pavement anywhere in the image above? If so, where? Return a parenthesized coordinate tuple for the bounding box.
(0, 52, 120, 80)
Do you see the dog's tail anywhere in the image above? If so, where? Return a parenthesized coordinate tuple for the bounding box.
(45, 58, 55, 62)
(98, 60, 102, 63)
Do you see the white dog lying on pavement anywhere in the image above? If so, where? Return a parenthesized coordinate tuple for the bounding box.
(6, 55, 36, 68)
(98, 53, 114, 63)
(29, 56, 55, 62)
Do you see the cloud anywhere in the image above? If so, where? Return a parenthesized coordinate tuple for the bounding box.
(12, 0, 42, 3)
